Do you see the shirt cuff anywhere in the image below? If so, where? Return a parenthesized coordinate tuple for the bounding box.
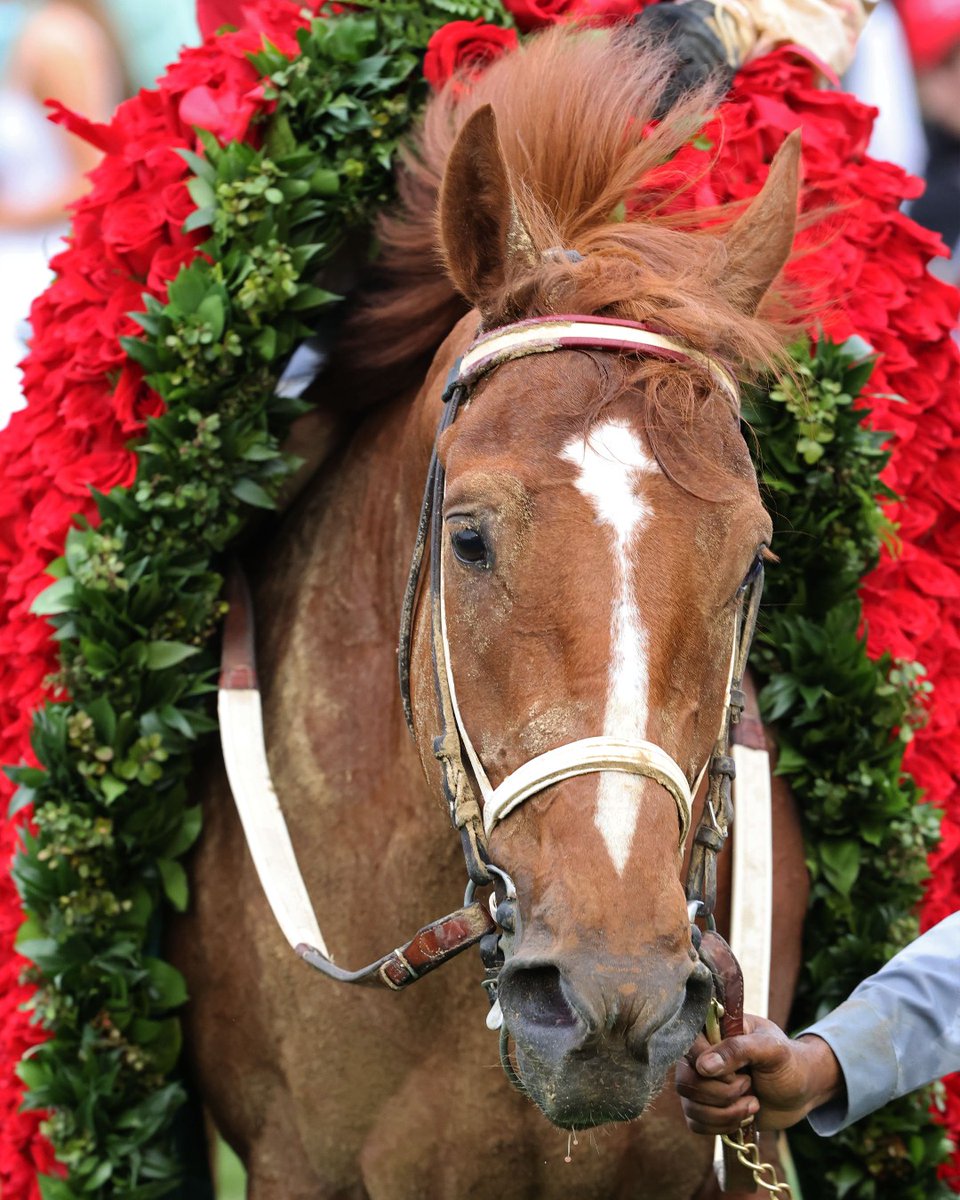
(802, 997, 900, 1136)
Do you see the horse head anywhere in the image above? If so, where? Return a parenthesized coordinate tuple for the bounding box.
(407, 39, 801, 1129)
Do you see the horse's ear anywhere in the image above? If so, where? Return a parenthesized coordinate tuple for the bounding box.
(439, 104, 537, 312)
(719, 130, 802, 314)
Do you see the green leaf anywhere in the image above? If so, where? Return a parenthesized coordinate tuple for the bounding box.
(168, 264, 211, 314)
(16, 1057, 47, 1090)
(30, 577, 76, 617)
(287, 284, 339, 311)
(198, 293, 226, 340)
(100, 774, 127, 804)
(832, 1162, 866, 1199)
(254, 325, 278, 361)
(183, 206, 215, 233)
(144, 641, 201, 670)
(145, 957, 189, 1009)
(157, 858, 189, 913)
(8, 784, 36, 818)
(175, 146, 216, 183)
(819, 838, 862, 895)
(232, 478, 276, 509)
(164, 806, 203, 857)
(81, 1160, 113, 1190)
(38, 1175, 80, 1200)
(187, 174, 217, 211)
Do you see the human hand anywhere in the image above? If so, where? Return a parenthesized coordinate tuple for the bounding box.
(675, 1015, 843, 1133)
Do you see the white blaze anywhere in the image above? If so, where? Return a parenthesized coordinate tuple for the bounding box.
(561, 419, 658, 873)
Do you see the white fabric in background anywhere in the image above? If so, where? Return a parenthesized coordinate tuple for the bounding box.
(844, 0, 927, 178)
(0, 85, 71, 431)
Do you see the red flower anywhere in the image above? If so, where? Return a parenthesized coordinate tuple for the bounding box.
(503, 0, 643, 30)
(424, 20, 519, 92)
(503, 0, 572, 29)
(179, 80, 266, 145)
(196, 0, 244, 39)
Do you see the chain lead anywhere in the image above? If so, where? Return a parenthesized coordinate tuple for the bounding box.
(719, 1131, 793, 1197)
(705, 999, 793, 1197)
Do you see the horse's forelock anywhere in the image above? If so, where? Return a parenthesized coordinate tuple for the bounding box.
(342, 25, 797, 411)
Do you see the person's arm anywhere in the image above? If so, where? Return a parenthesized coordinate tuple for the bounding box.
(803, 910, 960, 1133)
(676, 912, 960, 1135)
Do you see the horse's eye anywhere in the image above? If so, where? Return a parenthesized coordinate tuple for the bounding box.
(451, 527, 489, 567)
(740, 552, 764, 592)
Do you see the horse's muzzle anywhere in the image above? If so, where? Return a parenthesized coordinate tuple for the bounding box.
(497, 952, 713, 1127)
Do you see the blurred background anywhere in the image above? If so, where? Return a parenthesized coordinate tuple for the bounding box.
(0, 0, 198, 428)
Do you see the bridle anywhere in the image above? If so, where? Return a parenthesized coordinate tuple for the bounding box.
(218, 311, 764, 991)
(396, 314, 762, 915)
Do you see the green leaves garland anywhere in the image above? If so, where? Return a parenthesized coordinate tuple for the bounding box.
(11, 4, 511, 1196)
(744, 339, 950, 1198)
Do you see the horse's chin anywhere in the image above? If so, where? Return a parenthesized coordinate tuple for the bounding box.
(513, 1044, 660, 1128)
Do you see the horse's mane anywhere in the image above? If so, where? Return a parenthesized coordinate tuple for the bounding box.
(335, 25, 794, 410)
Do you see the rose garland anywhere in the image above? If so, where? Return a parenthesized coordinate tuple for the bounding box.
(0, 1, 957, 1196)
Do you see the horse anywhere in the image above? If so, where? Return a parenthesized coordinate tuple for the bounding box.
(172, 26, 810, 1199)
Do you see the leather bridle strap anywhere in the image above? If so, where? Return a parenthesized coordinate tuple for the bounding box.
(685, 559, 764, 921)
(458, 315, 739, 402)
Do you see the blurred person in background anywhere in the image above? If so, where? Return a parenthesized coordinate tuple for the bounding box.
(844, 0, 927, 176)
(896, 0, 960, 282)
(99, 0, 197, 92)
(0, 0, 125, 426)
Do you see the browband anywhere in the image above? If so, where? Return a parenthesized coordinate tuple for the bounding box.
(457, 315, 739, 402)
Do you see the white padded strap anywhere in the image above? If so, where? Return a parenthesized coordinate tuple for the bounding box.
(218, 688, 329, 956)
(729, 743, 773, 1018)
(483, 736, 692, 842)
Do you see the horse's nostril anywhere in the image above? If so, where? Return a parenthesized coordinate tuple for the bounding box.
(505, 965, 580, 1030)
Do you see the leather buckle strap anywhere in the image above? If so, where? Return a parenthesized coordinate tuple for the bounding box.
(699, 929, 760, 1193)
(297, 901, 496, 990)
(685, 564, 764, 920)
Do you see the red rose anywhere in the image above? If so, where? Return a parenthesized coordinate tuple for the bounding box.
(564, 0, 646, 24)
(503, 0, 572, 30)
(504, 0, 642, 31)
(196, 0, 243, 39)
(424, 20, 519, 91)
(100, 192, 168, 274)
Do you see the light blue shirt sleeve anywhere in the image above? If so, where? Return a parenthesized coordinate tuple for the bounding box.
(803, 912, 960, 1135)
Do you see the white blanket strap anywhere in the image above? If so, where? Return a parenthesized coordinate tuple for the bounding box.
(219, 686, 330, 957)
(730, 740, 774, 1019)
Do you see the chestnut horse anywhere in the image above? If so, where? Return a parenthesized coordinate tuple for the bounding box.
(174, 27, 809, 1200)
